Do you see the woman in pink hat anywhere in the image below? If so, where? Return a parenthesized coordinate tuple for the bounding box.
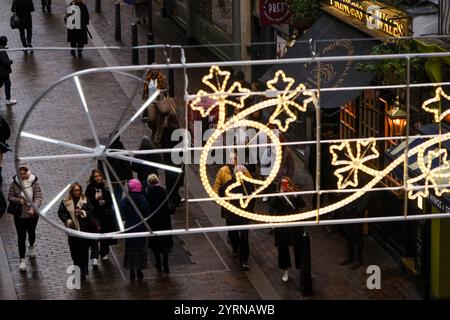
(121, 179, 150, 280)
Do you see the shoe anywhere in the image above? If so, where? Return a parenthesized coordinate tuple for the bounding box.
(339, 257, 354, 266)
(282, 270, 289, 282)
(92, 258, 99, 270)
(163, 265, 169, 274)
(240, 263, 250, 271)
(101, 254, 109, 261)
(137, 269, 144, 280)
(42, 7, 45, 12)
(70, 50, 76, 57)
(155, 263, 162, 273)
(5, 99, 17, 106)
(27, 44, 33, 54)
(81, 275, 86, 281)
(262, 196, 268, 202)
(78, 51, 82, 58)
(28, 245, 36, 258)
(19, 259, 26, 272)
(350, 260, 363, 270)
(130, 269, 136, 280)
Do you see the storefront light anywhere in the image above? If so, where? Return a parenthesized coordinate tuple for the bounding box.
(385, 96, 407, 137)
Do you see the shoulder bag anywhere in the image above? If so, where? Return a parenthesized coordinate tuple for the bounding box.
(7, 201, 22, 216)
(10, 1, 20, 29)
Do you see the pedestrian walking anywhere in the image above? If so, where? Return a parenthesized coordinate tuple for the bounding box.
(58, 183, 93, 281)
(7, 163, 42, 272)
(219, 165, 255, 271)
(11, 0, 35, 53)
(146, 174, 173, 274)
(338, 175, 372, 269)
(40, 0, 51, 13)
(0, 36, 17, 107)
(0, 115, 12, 184)
(85, 168, 118, 266)
(142, 67, 167, 139)
(65, 0, 89, 58)
(160, 113, 184, 207)
(131, 135, 162, 192)
(99, 133, 133, 203)
(271, 176, 306, 282)
(121, 179, 150, 280)
(134, 0, 148, 25)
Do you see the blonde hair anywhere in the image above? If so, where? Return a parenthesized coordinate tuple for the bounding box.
(147, 173, 159, 186)
(64, 183, 85, 203)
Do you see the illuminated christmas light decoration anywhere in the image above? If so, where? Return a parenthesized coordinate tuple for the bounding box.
(266, 70, 315, 132)
(190, 71, 450, 223)
(329, 138, 380, 189)
(408, 148, 450, 199)
(189, 65, 251, 129)
(422, 87, 450, 123)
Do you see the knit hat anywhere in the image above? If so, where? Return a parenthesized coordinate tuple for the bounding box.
(128, 179, 142, 193)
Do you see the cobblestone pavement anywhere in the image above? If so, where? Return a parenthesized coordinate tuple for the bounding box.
(0, 0, 420, 300)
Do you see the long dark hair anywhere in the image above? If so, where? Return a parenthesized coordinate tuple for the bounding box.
(88, 168, 105, 185)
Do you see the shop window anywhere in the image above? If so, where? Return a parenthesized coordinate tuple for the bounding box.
(340, 102, 357, 139)
(194, 0, 233, 35)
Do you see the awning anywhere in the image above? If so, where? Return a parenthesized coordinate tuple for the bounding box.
(260, 13, 378, 109)
(385, 124, 450, 211)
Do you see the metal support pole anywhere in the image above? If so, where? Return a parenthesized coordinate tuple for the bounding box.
(95, 0, 101, 13)
(114, 1, 121, 41)
(147, 33, 155, 65)
(169, 68, 175, 97)
(147, 0, 153, 33)
(132, 23, 139, 65)
(299, 231, 313, 296)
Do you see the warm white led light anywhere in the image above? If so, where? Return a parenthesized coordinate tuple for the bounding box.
(422, 87, 450, 123)
(189, 70, 450, 223)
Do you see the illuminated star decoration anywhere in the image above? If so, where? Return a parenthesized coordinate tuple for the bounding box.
(330, 139, 380, 189)
(266, 70, 314, 132)
(421, 87, 450, 123)
(224, 171, 268, 209)
(189, 66, 251, 128)
(408, 148, 450, 199)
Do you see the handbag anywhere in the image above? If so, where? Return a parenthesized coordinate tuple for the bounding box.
(156, 97, 173, 115)
(7, 201, 22, 217)
(10, 1, 20, 29)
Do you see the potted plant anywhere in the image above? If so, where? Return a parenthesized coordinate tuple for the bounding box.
(288, 0, 321, 33)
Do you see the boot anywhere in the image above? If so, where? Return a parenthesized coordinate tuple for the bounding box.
(339, 240, 355, 265)
(350, 239, 363, 269)
(130, 269, 136, 280)
(137, 269, 144, 280)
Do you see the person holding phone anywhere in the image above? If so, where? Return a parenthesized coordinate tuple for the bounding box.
(271, 176, 306, 282)
(58, 183, 92, 280)
(85, 169, 116, 265)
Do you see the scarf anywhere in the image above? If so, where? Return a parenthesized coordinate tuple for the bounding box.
(63, 196, 88, 231)
(16, 174, 36, 205)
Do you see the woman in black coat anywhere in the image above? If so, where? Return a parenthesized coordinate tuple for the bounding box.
(85, 168, 117, 267)
(131, 136, 162, 192)
(121, 179, 150, 280)
(160, 113, 184, 207)
(58, 183, 93, 280)
(12, 0, 35, 52)
(146, 174, 173, 274)
(0, 36, 16, 106)
(271, 176, 306, 282)
(65, 0, 89, 57)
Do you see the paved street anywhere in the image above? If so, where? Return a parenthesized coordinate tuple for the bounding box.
(0, 0, 420, 300)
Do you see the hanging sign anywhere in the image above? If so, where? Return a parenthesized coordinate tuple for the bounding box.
(260, 0, 290, 26)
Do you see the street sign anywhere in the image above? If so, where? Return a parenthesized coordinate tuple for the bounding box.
(259, 0, 290, 26)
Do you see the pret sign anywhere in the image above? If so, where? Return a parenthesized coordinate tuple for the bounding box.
(260, 0, 290, 26)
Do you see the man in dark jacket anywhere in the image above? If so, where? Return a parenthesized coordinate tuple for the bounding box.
(65, 0, 89, 58)
(0, 36, 17, 106)
(219, 165, 256, 271)
(12, 0, 35, 52)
